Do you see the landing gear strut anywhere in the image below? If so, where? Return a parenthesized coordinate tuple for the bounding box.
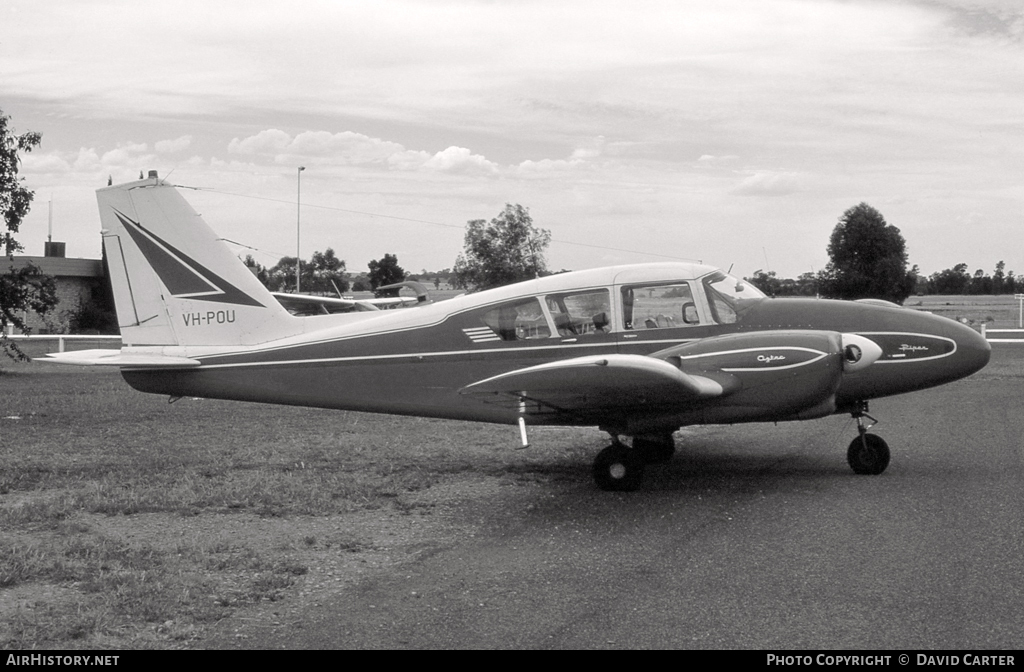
(847, 403, 890, 475)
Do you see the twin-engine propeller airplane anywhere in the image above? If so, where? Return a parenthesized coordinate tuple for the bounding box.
(46, 172, 991, 490)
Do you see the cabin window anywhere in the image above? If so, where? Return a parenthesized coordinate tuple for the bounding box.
(621, 283, 701, 330)
(544, 290, 612, 336)
(480, 298, 551, 341)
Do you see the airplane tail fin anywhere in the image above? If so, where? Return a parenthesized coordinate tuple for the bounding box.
(98, 172, 296, 347)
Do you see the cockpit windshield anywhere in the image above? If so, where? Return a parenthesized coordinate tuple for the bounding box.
(701, 270, 766, 324)
(703, 271, 766, 301)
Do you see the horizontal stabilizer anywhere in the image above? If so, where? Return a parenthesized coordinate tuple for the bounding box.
(460, 354, 729, 419)
(40, 349, 202, 368)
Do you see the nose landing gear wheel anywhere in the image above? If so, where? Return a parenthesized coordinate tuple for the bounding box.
(593, 443, 645, 491)
(847, 433, 890, 475)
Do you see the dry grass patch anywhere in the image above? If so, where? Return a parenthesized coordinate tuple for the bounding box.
(0, 363, 598, 648)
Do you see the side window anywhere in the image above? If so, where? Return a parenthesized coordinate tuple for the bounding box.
(622, 283, 700, 330)
(545, 290, 611, 336)
(480, 298, 551, 341)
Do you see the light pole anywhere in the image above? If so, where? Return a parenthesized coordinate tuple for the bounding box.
(296, 166, 305, 292)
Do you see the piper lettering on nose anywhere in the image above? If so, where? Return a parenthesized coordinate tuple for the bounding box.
(182, 310, 236, 327)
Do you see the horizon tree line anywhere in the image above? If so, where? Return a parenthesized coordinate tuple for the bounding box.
(747, 260, 1022, 299)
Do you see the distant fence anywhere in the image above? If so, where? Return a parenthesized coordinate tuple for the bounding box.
(4, 334, 122, 355)
(981, 326, 1024, 343)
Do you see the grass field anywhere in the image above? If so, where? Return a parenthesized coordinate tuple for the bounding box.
(2, 293, 1017, 648)
(904, 294, 1023, 328)
(0, 362, 598, 649)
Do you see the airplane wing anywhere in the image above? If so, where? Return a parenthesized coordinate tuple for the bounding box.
(271, 292, 380, 315)
(373, 281, 431, 308)
(364, 296, 422, 309)
(40, 349, 201, 367)
(459, 354, 737, 423)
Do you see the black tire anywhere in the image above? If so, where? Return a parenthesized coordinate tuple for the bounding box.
(634, 434, 676, 464)
(847, 434, 890, 475)
(593, 444, 645, 491)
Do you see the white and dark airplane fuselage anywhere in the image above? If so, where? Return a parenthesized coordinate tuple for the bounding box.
(120, 275, 989, 434)
(49, 174, 990, 490)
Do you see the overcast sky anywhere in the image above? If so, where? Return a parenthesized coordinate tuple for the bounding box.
(3, 0, 1022, 280)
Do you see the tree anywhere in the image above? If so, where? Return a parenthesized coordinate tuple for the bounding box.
(992, 261, 1006, 295)
(265, 248, 349, 294)
(349, 274, 371, 292)
(747, 269, 782, 297)
(794, 271, 820, 296)
(68, 247, 117, 334)
(241, 254, 270, 287)
(745, 270, 818, 298)
(453, 204, 551, 291)
(928, 263, 971, 294)
(817, 203, 916, 304)
(2, 109, 57, 361)
(266, 255, 300, 292)
(307, 248, 348, 294)
(969, 268, 992, 296)
(367, 253, 406, 297)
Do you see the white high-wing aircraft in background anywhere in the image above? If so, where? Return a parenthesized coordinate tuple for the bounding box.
(46, 172, 990, 490)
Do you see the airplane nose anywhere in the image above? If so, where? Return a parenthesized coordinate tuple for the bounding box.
(950, 319, 991, 379)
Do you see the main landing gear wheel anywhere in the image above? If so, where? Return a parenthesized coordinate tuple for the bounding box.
(593, 443, 645, 491)
(847, 434, 890, 475)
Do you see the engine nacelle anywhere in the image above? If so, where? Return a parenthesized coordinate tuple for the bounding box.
(646, 330, 880, 427)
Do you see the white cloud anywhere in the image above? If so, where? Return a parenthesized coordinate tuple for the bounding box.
(20, 152, 71, 174)
(515, 158, 582, 174)
(228, 129, 292, 155)
(420, 146, 499, 176)
(387, 145, 501, 177)
(731, 171, 803, 197)
(698, 155, 739, 164)
(99, 142, 150, 167)
(231, 129, 412, 167)
(72, 148, 101, 172)
(156, 135, 193, 153)
(386, 149, 432, 171)
(288, 131, 406, 164)
(229, 129, 501, 176)
(569, 136, 606, 161)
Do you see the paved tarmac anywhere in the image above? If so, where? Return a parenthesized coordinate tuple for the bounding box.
(210, 345, 1023, 649)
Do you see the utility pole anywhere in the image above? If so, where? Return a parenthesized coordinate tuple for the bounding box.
(296, 166, 305, 292)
